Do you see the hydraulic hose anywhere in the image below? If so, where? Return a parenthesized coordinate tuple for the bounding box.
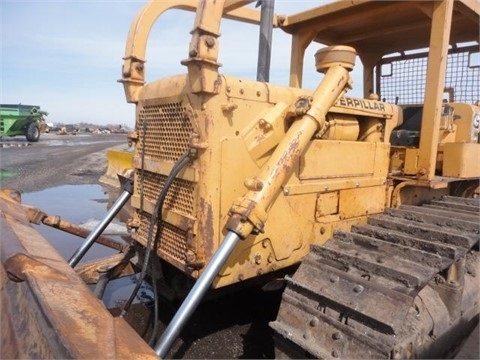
(120, 150, 193, 318)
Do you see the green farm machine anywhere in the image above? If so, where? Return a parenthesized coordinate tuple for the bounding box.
(0, 104, 48, 142)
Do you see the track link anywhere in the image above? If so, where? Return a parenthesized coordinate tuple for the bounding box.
(270, 196, 479, 359)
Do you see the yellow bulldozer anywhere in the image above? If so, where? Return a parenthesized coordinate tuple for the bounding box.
(1, 0, 478, 359)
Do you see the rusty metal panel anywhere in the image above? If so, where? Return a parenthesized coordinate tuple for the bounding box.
(338, 185, 385, 219)
(0, 190, 158, 359)
(315, 191, 339, 218)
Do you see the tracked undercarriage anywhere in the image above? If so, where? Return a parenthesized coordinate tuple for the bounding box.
(271, 196, 479, 359)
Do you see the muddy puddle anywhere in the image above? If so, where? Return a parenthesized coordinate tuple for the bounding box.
(23, 184, 154, 313)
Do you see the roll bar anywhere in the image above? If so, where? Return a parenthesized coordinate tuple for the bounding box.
(120, 0, 272, 102)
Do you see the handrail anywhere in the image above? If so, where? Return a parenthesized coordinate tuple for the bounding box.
(120, 0, 264, 102)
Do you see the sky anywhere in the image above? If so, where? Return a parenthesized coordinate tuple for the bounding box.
(1, 1, 363, 127)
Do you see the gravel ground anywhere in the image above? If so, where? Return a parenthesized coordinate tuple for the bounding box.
(0, 133, 130, 192)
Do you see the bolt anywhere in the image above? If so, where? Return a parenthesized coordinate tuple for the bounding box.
(186, 250, 196, 262)
(205, 36, 215, 48)
(332, 332, 342, 340)
(258, 119, 272, 131)
(254, 254, 262, 265)
(226, 86, 231, 93)
(262, 239, 269, 248)
(238, 274, 245, 281)
(329, 275, 339, 283)
(189, 49, 198, 57)
(256, 91, 261, 97)
(417, 168, 427, 176)
(332, 350, 339, 358)
(240, 88, 245, 94)
(309, 317, 319, 327)
(377, 256, 385, 264)
(353, 285, 364, 294)
(283, 188, 290, 195)
(245, 178, 263, 191)
(320, 227, 326, 235)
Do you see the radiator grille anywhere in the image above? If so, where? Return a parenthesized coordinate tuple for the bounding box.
(137, 102, 193, 162)
(377, 47, 479, 105)
(136, 171, 195, 216)
(134, 211, 188, 265)
(134, 100, 196, 268)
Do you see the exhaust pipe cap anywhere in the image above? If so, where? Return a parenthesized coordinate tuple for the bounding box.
(315, 45, 356, 73)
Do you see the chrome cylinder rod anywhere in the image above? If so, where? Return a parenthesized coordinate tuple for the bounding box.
(154, 231, 241, 358)
(68, 183, 132, 268)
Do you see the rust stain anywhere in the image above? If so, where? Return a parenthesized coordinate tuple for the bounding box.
(197, 197, 214, 263)
(0, 190, 158, 359)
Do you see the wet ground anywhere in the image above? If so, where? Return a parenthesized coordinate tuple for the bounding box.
(1, 133, 478, 359)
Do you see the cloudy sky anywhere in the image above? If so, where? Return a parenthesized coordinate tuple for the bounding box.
(1, 1, 362, 127)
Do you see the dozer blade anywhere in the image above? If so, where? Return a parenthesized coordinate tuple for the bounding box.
(99, 149, 134, 189)
(271, 196, 479, 359)
(0, 189, 158, 359)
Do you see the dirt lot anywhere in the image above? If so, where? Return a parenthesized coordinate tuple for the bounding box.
(0, 133, 130, 193)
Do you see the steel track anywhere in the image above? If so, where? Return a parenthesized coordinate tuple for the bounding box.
(271, 196, 479, 359)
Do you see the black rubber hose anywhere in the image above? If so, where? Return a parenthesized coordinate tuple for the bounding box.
(120, 151, 193, 318)
(148, 255, 161, 345)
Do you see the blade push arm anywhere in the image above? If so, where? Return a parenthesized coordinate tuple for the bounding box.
(227, 46, 357, 238)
